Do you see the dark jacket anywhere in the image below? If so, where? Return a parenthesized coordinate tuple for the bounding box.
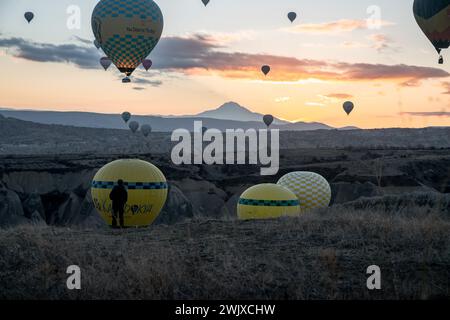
(109, 185, 128, 207)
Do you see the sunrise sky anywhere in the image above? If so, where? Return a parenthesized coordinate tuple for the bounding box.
(0, 0, 449, 129)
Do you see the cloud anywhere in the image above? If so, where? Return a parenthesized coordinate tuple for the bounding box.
(367, 33, 398, 53)
(284, 19, 394, 34)
(322, 93, 353, 99)
(305, 102, 326, 107)
(340, 41, 367, 49)
(275, 97, 290, 103)
(129, 76, 162, 87)
(442, 82, 450, 94)
(0, 37, 100, 69)
(400, 111, 450, 117)
(72, 36, 94, 46)
(1, 34, 448, 86)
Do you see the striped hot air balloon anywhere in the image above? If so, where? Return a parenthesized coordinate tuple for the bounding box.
(413, 0, 450, 63)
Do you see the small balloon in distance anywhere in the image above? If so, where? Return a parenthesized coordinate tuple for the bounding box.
(122, 112, 131, 123)
(24, 12, 34, 23)
(141, 124, 152, 137)
(261, 65, 271, 76)
(263, 114, 274, 127)
(288, 12, 297, 23)
(129, 121, 140, 133)
(142, 59, 153, 71)
(343, 101, 354, 115)
(100, 57, 112, 71)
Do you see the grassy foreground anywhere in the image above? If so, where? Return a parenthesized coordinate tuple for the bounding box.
(0, 207, 449, 300)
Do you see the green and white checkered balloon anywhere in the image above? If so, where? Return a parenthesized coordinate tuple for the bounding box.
(277, 171, 331, 212)
(92, 0, 163, 76)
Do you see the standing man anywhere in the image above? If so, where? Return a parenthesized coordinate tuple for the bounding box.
(109, 179, 128, 228)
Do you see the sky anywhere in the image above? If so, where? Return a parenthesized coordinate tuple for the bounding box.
(0, 0, 449, 129)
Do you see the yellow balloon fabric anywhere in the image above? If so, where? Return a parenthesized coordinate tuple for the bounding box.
(277, 171, 331, 212)
(91, 159, 168, 227)
(237, 184, 300, 220)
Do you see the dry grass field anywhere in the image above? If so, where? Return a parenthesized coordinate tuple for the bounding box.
(1, 204, 448, 300)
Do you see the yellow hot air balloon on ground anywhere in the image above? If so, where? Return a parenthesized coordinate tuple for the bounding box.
(277, 171, 331, 212)
(91, 159, 168, 227)
(237, 184, 300, 220)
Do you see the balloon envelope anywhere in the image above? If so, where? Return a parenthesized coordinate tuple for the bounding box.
(343, 101, 354, 115)
(91, 159, 168, 227)
(24, 12, 34, 23)
(100, 57, 112, 71)
(261, 65, 271, 76)
(121, 112, 131, 123)
(129, 121, 140, 133)
(141, 124, 152, 137)
(288, 12, 297, 23)
(91, 0, 164, 77)
(263, 114, 274, 127)
(202, 0, 210, 6)
(277, 171, 331, 212)
(413, 0, 450, 54)
(237, 184, 300, 220)
(142, 59, 153, 71)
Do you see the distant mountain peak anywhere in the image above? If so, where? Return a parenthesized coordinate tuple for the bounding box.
(209, 101, 254, 113)
(196, 101, 288, 124)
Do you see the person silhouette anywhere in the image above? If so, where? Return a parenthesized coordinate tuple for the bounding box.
(109, 179, 128, 228)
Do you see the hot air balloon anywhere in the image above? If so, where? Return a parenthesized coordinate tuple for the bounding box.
(91, 0, 164, 82)
(122, 112, 131, 123)
(142, 59, 153, 71)
(100, 57, 112, 71)
(237, 184, 300, 220)
(202, 0, 210, 6)
(277, 172, 331, 212)
(413, 0, 450, 64)
(91, 159, 168, 228)
(288, 12, 297, 23)
(94, 39, 101, 50)
(343, 101, 354, 115)
(263, 114, 274, 127)
(141, 124, 152, 137)
(129, 121, 140, 133)
(24, 12, 34, 24)
(261, 65, 271, 76)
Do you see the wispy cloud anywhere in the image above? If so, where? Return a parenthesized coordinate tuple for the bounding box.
(284, 19, 394, 34)
(322, 93, 353, 100)
(442, 82, 450, 94)
(305, 102, 326, 107)
(367, 33, 398, 53)
(275, 97, 290, 103)
(400, 111, 450, 117)
(0, 37, 100, 69)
